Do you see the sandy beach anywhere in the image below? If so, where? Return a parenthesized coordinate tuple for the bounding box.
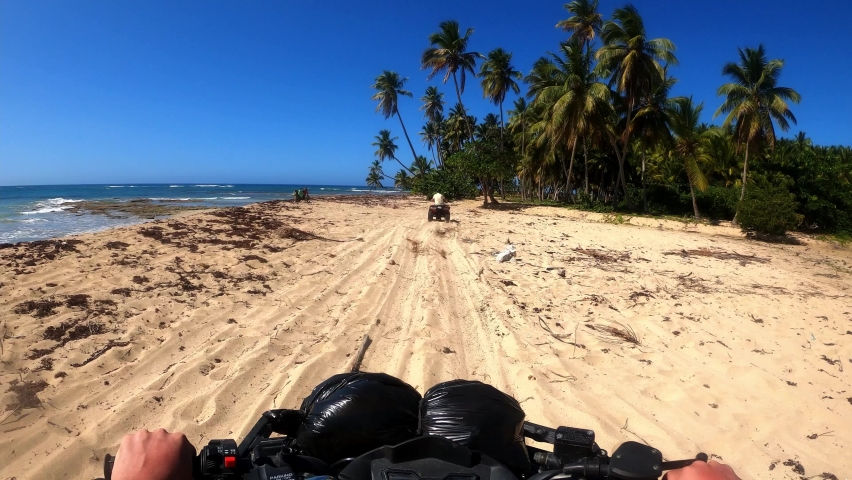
(1, 196, 849, 479)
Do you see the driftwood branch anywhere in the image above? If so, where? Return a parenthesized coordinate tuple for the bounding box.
(350, 334, 371, 372)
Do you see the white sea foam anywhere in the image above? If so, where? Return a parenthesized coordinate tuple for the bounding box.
(348, 189, 399, 193)
(225, 196, 250, 200)
(170, 185, 183, 188)
(20, 198, 83, 215)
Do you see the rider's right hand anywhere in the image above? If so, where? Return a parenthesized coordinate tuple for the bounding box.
(111, 428, 195, 480)
(665, 460, 741, 480)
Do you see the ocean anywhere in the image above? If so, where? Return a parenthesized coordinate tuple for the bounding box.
(0, 184, 401, 243)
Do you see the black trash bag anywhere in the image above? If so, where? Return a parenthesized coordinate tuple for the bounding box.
(420, 379, 531, 474)
(296, 372, 421, 464)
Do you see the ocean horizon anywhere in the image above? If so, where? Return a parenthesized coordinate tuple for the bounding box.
(0, 183, 403, 243)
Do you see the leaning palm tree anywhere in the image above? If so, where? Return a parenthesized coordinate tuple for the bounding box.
(422, 20, 484, 138)
(668, 96, 709, 218)
(366, 160, 386, 190)
(371, 71, 418, 162)
(556, 0, 603, 53)
(410, 155, 433, 182)
(713, 44, 800, 222)
(394, 169, 412, 190)
(596, 4, 677, 208)
(372, 129, 412, 174)
(479, 48, 522, 146)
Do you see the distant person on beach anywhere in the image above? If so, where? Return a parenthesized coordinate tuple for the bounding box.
(433, 192, 445, 205)
(111, 429, 741, 480)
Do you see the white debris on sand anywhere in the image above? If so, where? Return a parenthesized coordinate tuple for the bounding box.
(495, 244, 516, 263)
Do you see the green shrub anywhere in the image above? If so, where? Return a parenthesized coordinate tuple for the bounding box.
(411, 168, 478, 201)
(695, 186, 739, 220)
(737, 186, 802, 235)
(577, 192, 615, 212)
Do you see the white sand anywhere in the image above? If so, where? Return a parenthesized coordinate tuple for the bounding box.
(1, 196, 849, 479)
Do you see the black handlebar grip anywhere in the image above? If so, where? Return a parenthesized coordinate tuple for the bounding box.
(104, 453, 116, 480)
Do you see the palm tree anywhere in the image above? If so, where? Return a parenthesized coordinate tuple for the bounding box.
(534, 39, 612, 200)
(507, 97, 529, 155)
(420, 120, 443, 165)
(410, 155, 433, 182)
(394, 170, 412, 190)
(422, 20, 484, 138)
(366, 160, 386, 190)
(632, 72, 677, 211)
(420, 86, 445, 122)
(596, 4, 677, 208)
(420, 87, 446, 165)
(479, 48, 522, 146)
(668, 96, 709, 218)
(444, 103, 473, 153)
(372, 129, 412, 174)
(371, 71, 418, 162)
(714, 44, 801, 221)
(556, 0, 603, 53)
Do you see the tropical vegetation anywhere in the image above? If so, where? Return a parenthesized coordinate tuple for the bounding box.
(364, 2, 851, 237)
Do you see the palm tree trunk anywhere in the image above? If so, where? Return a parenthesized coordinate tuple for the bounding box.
(499, 100, 505, 151)
(618, 98, 636, 210)
(583, 141, 589, 195)
(396, 110, 418, 162)
(689, 181, 701, 218)
(392, 156, 414, 175)
(481, 178, 490, 206)
(641, 148, 648, 212)
(452, 72, 474, 139)
(567, 140, 578, 203)
(538, 166, 544, 201)
(732, 139, 750, 226)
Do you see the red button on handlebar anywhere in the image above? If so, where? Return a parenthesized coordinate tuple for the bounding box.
(224, 456, 236, 468)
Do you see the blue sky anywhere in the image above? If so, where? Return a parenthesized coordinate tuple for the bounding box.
(2, 0, 850, 186)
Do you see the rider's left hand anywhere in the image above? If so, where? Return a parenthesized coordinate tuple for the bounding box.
(111, 429, 195, 480)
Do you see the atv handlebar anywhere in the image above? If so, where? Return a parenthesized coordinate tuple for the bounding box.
(101, 411, 706, 480)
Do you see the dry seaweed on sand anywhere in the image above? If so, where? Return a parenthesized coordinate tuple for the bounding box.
(407, 238, 425, 255)
(14, 297, 64, 318)
(70, 340, 132, 367)
(586, 321, 641, 346)
(5, 380, 49, 411)
(537, 317, 574, 344)
(663, 248, 769, 265)
(571, 247, 631, 263)
(675, 272, 714, 294)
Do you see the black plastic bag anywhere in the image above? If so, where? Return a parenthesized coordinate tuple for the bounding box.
(296, 372, 421, 464)
(419, 379, 531, 474)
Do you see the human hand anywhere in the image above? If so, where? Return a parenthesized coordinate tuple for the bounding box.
(112, 429, 195, 480)
(665, 460, 740, 480)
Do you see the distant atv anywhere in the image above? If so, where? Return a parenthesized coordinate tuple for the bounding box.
(428, 204, 450, 222)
